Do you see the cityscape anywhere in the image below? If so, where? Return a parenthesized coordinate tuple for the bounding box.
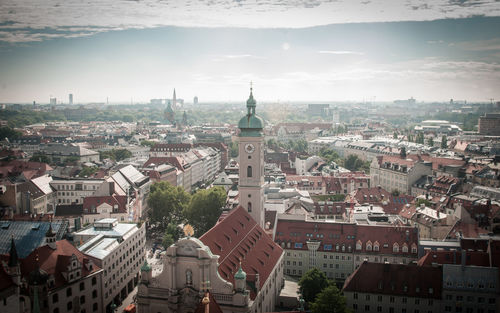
(1, 1, 500, 313)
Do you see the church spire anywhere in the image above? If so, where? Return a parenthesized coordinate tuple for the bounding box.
(8, 236, 18, 267)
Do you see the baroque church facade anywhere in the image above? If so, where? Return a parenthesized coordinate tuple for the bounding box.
(137, 89, 285, 313)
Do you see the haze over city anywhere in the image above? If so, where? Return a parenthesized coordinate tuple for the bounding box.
(0, 0, 500, 103)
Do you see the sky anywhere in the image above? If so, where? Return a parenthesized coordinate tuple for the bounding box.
(0, 0, 500, 104)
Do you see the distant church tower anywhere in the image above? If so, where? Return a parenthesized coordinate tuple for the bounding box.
(164, 102, 175, 125)
(172, 88, 177, 110)
(238, 86, 265, 228)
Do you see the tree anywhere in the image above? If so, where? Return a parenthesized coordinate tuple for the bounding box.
(393, 131, 398, 139)
(298, 268, 330, 304)
(29, 153, 51, 164)
(183, 186, 227, 236)
(427, 137, 434, 147)
(319, 148, 341, 164)
(0, 127, 21, 141)
(78, 166, 98, 177)
(310, 284, 349, 313)
(229, 141, 239, 158)
(441, 135, 447, 149)
(100, 148, 132, 161)
(162, 222, 182, 248)
(343, 155, 364, 172)
(140, 140, 156, 148)
(148, 182, 191, 231)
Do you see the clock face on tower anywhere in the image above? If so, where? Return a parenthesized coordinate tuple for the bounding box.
(245, 143, 255, 154)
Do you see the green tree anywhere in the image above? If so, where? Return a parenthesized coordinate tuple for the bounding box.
(29, 153, 51, 164)
(229, 141, 239, 158)
(148, 182, 191, 231)
(0, 127, 21, 141)
(298, 268, 330, 304)
(183, 186, 227, 236)
(391, 189, 400, 196)
(393, 131, 398, 139)
(140, 140, 157, 148)
(441, 135, 447, 149)
(310, 284, 349, 313)
(162, 222, 182, 248)
(319, 148, 341, 164)
(427, 137, 434, 147)
(78, 166, 98, 177)
(343, 154, 364, 172)
(294, 139, 308, 153)
(99, 148, 132, 161)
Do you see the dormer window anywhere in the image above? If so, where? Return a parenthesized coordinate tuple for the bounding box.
(393, 243, 399, 253)
(356, 241, 362, 251)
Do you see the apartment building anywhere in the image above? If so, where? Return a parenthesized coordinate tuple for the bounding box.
(76, 218, 146, 313)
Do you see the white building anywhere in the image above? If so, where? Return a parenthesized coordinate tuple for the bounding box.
(76, 218, 146, 313)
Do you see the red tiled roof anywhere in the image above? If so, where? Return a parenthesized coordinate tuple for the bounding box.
(83, 195, 127, 214)
(20, 240, 101, 290)
(275, 220, 356, 252)
(429, 157, 465, 171)
(343, 262, 443, 299)
(417, 250, 490, 267)
(199, 206, 283, 300)
(356, 225, 418, 256)
(144, 157, 187, 171)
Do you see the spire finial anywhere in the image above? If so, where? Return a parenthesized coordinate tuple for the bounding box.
(250, 81, 253, 93)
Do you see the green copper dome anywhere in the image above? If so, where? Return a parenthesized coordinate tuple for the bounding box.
(238, 87, 263, 137)
(234, 264, 246, 280)
(141, 260, 152, 272)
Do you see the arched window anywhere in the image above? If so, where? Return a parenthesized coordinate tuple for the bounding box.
(373, 241, 380, 251)
(393, 243, 399, 253)
(247, 166, 253, 177)
(366, 241, 372, 251)
(411, 244, 417, 254)
(247, 202, 252, 212)
(402, 244, 408, 253)
(186, 270, 192, 285)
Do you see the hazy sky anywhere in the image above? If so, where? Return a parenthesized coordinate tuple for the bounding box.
(0, 0, 499, 103)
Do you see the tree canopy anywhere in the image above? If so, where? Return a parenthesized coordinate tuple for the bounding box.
(99, 148, 132, 161)
(310, 284, 349, 313)
(298, 268, 330, 304)
(183, 186, 227, 236)
(148, 182, 191, 230)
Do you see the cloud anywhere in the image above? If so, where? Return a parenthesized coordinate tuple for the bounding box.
(0, 0, 500, 43)
(319, 50, 364, 55)
(453, 38, 500, 51)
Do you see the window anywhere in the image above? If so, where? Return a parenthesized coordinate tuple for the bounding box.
(67, 302, 73, 310)
(393, 243, 399, 253)
(66, 287, 72, 297)
(92, 290, 97, 299)
(53, 309, 59, 313)
(365, 305, 370, 311)
(247, 166, 252, 177)
(80, 296, 85, 304)
(92, 277, 97, 285)
(80, 282, 85, 291)
(93, 303, 98, 312)
(52, 293, 58, 303)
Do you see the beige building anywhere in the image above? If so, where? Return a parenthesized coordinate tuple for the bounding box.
(76, 218, 146, 312)
(370, 155, 432, 194)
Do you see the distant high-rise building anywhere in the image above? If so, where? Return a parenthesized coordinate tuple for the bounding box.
(49, 97, 56, 106)
(478, 113, 500, 136)
(69, 93, 73, 105)
(193, 96, 198, 105)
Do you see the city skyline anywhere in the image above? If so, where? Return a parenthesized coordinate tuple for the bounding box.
(0, 0, 500, 103)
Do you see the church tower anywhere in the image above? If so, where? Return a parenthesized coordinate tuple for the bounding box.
(238, 86, 265, 228)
